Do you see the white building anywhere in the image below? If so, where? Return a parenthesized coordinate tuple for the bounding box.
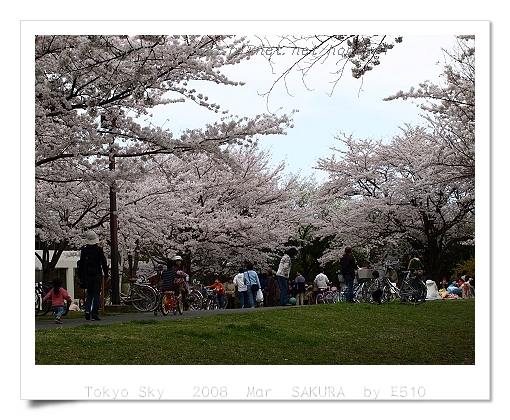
(35, 250, 81, 300)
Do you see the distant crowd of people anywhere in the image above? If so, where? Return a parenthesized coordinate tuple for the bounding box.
(191, 246, 361, 308)
(42, 231, 475, 324)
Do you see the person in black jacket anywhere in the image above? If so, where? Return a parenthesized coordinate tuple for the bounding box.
(78, 231, 109, 321)
(339, 246, 357, 303)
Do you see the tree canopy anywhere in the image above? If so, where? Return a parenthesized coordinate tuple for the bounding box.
(35, 35, 475, 285)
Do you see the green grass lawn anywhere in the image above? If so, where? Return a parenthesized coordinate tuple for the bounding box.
(35, 299, 475, 365)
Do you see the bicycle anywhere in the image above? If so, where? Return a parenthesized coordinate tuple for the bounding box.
(159, 288, 184, 316)
(104, 276, 159, 312)
(187, 281, 204, 311)
(35, 282, 70, 317)
(398, 270, 427, 305)
(315, 286, 338, 304)
(203, 288, 220, 310)
(353, 278, 376, 303)
(379, 260, 400, 303)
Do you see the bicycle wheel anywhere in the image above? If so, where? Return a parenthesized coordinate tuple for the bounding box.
(409, 281, 427, 305)
(177, 297, 183, 315)
(354, 283, 367, 303)
(35, 293, 40, 316)
(132, 285, 157, 312)
(187, 291, 203, 311)
(146, 286, 160, 311)
(37, 296, 52, 316)
(316, 294, 325, 304)
(381, 282, 397, 303)
(103, 288, 112, 306)
(324, 291, 335, 304)
(161, 294, 170, 316)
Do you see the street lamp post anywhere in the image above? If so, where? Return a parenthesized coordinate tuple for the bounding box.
(102, 114, 120, 305)
(109, 153, 120, 304)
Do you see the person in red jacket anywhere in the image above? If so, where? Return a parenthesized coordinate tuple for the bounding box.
(206, 278, 225, 309)
(43, 278, 72, 324)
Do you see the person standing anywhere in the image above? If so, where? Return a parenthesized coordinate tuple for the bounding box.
(78, 231, 109, 321)
(244, 262, 261, 308)
(42, 278, 72, 324)
(266, 269, 280, 307)
(233, 268, 248, 308)
(294, 270, 306, 306)
(260, 272, 269, 306)
(206, 278, 225, 309)
(339, 246, 357, 303)
(225, 277, 236, 309)
(407, 251, 424, 278)
(276, 247, 298, 306)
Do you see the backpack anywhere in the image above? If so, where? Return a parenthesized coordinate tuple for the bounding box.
(81, 249, 99, 276)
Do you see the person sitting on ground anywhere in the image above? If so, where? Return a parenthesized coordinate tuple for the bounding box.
(438, 277, 449, 293)
(447, 278, 462, 297)
(68, 301, 80, 311)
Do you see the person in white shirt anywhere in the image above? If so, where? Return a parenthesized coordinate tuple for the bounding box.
(313, 269, 330, 300)
(233, 268, 248, 308)
(276, 247, 298, 306)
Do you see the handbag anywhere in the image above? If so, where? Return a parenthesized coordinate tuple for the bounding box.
(256, 288, 264, 302)
(251, 283, 259, 293)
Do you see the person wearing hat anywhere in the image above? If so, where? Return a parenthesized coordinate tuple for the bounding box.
(78, 231, 109, 321)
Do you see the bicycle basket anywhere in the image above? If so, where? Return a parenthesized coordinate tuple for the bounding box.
(357, 269, 372, 279)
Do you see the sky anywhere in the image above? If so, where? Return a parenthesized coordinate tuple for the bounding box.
(144, 33, 459, 183)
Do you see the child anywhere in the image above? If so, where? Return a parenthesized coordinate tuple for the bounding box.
(461, 279, 471, 298)
(42, 279, 72, 324)
(371, 270, 383, 304)
(206, 278, 225, 309)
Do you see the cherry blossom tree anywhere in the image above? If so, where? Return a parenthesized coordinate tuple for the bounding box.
(384, 36, 475, 183)
(113, 143, 303, 279)
(315, 127, 474, 282)
(35, 35, 295, 283)
(35, 173, 112, 284)
(35, 35, 294, 174)
(314, 37, 475, 281)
